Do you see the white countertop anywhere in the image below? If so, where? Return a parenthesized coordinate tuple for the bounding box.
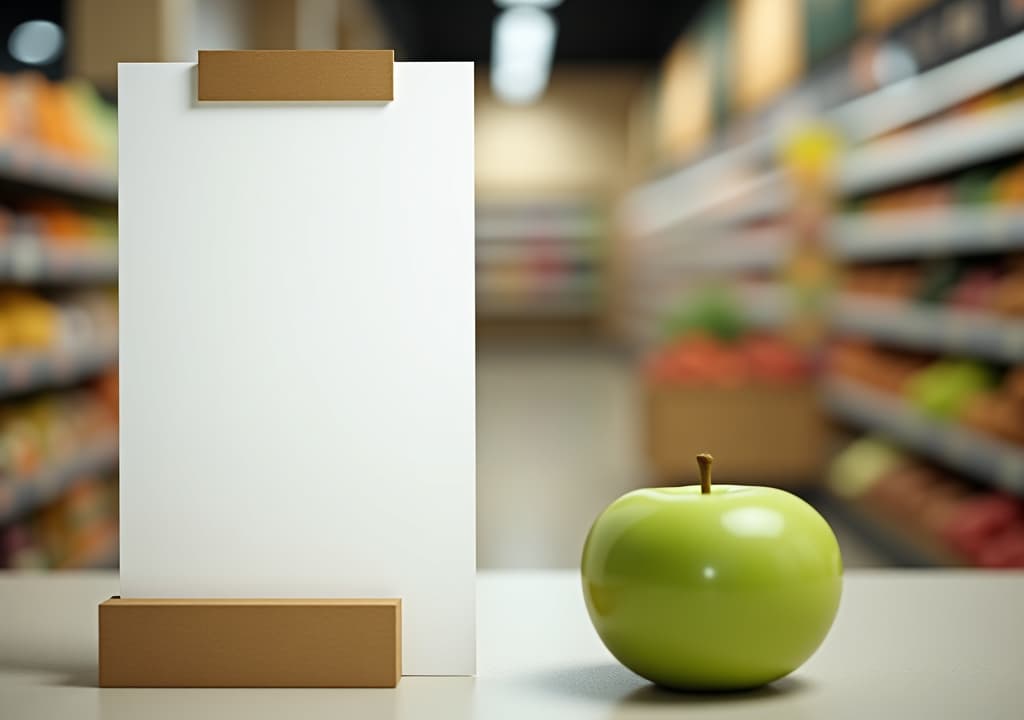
(1, 570, 1022, 719)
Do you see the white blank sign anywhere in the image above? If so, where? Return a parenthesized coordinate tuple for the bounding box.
(118, 62, 475, 676)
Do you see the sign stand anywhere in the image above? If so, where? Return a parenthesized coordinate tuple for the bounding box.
(99, 50, 402, 689)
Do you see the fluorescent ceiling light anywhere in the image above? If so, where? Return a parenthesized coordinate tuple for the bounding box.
(8, 20, 63, 66)
(495, 0, 563, 8)
(491, 6, 557, 105)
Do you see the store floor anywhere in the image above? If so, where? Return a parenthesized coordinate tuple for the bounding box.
(476, 342, 890, 569)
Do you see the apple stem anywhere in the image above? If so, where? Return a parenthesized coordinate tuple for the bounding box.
(697, 453, 713, 495)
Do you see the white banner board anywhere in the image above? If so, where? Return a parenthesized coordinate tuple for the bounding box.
(118, 61, 475, 676)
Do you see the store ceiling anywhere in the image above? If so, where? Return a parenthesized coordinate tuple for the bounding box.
(372, 0, 707, 64)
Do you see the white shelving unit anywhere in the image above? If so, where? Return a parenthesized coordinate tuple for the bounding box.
(475, 299, 596, 318)
(0, 439, 118, 525)
(837, 101, 1024, 197)
(822, 35, 1024, 522)
(624, 136, 775, 239)
(0, 147, 117, 203)
(830, 208, 1024, 261)
(832, 295, 1024, 363)
(624, 24, 1024, 567)
(475, 243, 596, 265)
(824, 377, 1024, 495)
(828, 30, 1024, 144)
(0, 240, 117, 283)
(0, 344, 118, 400)
(632, 169, 789, 245)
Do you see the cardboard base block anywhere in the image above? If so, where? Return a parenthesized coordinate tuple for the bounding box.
(99, 597, 401, 687)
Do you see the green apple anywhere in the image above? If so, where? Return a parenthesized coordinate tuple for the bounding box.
(581, 454, 842, 691)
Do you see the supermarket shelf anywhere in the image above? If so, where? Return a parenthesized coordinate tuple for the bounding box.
(828, 30, 1024, 143)
(0, 345, 118, 399)
(838, 101, 1024, 197)
(0, 439, 118, 525)
(819, 489, 965, 567)
(0, 146, 117, 203)
(832, 295, 1024, 363)
(662, 226, 788, 273)
(476, 300, 598, 318)
(703, 173, 790, 227)
(59, 522, 118, 569)
(0, 241, 117, 283)
(625, 136, 774, 237)
(476, 244, 597, 264)
(823, 377, 1024, 495)
(476, 225, 597, 243)
(830, 209, 1024, 261)
(629, 168, 788, 240)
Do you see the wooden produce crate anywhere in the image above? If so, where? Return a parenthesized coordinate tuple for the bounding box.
(644, 383, 827, 486)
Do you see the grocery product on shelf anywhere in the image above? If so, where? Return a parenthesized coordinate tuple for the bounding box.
(0, 474, 117, 569)
(961, 366, 1024, 445)
(829, 437, 1024, 567)
(0, 378, 119, 568)
(828, 341, 1024, 452)
(0, 73, 117, 175)
(0, 382, 117, 483)
(828, 341, 927, 393)
(0, 289, 117, 357)
(846, 154, 1024, 212)
(842, 254, 1024, 317)
(905, 360, 994, 420)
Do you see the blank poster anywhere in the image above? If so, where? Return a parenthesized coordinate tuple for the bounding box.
(117, 62, 475, 676)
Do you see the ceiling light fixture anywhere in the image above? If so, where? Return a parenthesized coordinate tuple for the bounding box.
(491, 5, 558, 105)
(8, 20, 64, 66)
(495, 0, 563, 7)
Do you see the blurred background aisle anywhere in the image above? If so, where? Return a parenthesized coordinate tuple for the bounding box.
(476, 344, 642, 569)
(476, 342, 888, 567)
(2, 0, 1024, 571)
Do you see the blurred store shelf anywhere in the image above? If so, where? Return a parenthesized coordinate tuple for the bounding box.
(476, 219, 596, 242)
(476, 199, 603, 325)
(476, 299, 597, 318)
(658, 226, 787, 273)
(823, 376, 1024, 495)
(0, 147, 117, 204)
(838, 100, 1024, 197)
(58, 522, 118, 570)
(0, 344, 118, 400)
(830, 209, 1024, 261)
(832, 294, 1024, 363)
(828, 30, 1024, 143)
(0, 438, 118, 525)
(819, 489, 967, 567)
(706, 172, 790, 227)
(0, 241, 117, 283)
(476, 244, 597, 264)
(632, 169, 789, 243)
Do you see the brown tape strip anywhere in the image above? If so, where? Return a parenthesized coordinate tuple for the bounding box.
(197, 50, 394, 101)
(99, 597, 402, 687)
